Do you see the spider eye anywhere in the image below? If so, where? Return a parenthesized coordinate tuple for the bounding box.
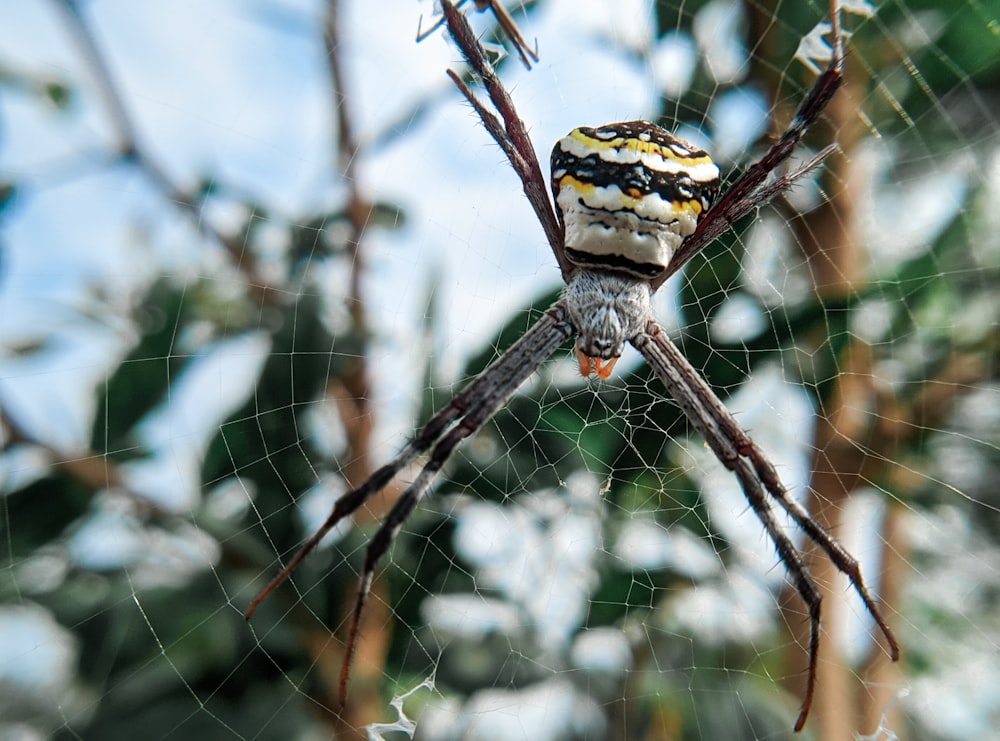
(551, 120, 720, 277)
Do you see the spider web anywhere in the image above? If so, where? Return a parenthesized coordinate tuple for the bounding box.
(1, 0, 998, 738)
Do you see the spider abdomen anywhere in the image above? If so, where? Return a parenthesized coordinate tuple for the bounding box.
(551, 121, 720, 277)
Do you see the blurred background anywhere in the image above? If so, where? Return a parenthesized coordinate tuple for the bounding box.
(1, 0, 998, 738)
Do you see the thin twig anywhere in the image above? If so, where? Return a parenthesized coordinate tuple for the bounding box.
(52, 0, 275, 304)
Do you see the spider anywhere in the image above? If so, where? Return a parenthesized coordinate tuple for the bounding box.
(246, 0, 899, 730)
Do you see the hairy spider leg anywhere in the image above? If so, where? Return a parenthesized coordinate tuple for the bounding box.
(442, 1, 567, 278)
(246, 306, 575, 699)
(634, 323, 898, 730)
(632, 325, 825, 726)
(334, 305, 573, 702)
(654, 15, 845, 289)
(418, 0, 539, 70)
(661, 325, 900, 660)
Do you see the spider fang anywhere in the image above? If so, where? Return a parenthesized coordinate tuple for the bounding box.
(577, 348, 618, 379)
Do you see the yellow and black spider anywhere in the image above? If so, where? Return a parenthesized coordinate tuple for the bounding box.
(248, 0, 899, 730)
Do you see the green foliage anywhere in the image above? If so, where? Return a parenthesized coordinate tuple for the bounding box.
(2, 1, 998, 738)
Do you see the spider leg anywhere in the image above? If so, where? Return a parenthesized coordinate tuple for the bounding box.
(338, 388, 534, 703)
(633, 322, 898, 729)
(730, 457, 824, 732)
(420, 1, 538, 70)
(339, 448, 446, 703)
(415, 0, 469, 43)
(246, 303, 574, 683)
(647, 325, 899, 661)
(633, 325, 823, 726)
(741, 437, 901, 663)
(244, 411, 461, 620)
(654, 4, 845, 289)
(668, 143, 839, 274)
(441, 0, 569, 280)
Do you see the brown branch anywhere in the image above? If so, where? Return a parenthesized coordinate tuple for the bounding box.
(0, 393, 282, 591)
(51, 0, 277, 306)
(0, 394, 167, 518)
(738, 2, 898, 735)
(319, 2, 390, 733)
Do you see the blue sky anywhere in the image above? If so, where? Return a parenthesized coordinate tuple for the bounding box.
(6, 1, 984, 736)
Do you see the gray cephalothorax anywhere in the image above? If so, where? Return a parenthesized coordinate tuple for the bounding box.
(564, 270, 652, 378)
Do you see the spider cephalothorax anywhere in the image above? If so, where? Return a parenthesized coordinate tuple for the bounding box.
(247, 1, 899, 732)
(563, 270, 651, 378)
